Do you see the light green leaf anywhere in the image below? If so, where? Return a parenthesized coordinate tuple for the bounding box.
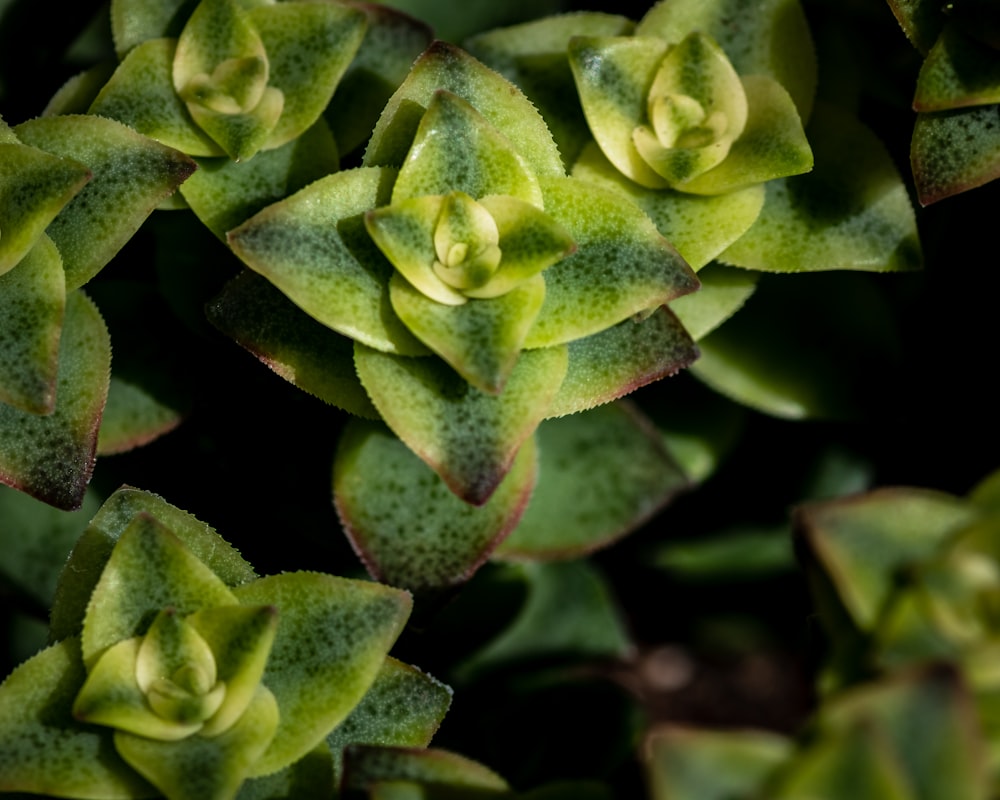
(546, 306, 698, 418)
(44, 63, 119, 117)
(915, 24, 1000, 111)
(50, 486, 257, 643)
(524, 176, 698, 347)
(911, 104, 1000, 205)
(227, 166, 428, 355)
(233, 572, 412, 776)
(334, 420, 536, 592)
(669, 262, 758, 341)
(364, 41, 564, 180)
(495, 402, 687, 559)
(0, 235, 65, 414)
(0, 639, 155, 798)
(342, 747, 509, 794)
(0, 290, 110, 511)
(354, 343, 566, 505)
(14, 114, 197, 289)
(206, 269, 378, 418)
(97, 374, 186, 456)
(0, 139, 90, 277)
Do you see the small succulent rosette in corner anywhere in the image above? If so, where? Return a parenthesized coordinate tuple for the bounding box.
(208, 42, 699, 591)
(0, 487, 451, 799)
(886, 0, 1000, 204)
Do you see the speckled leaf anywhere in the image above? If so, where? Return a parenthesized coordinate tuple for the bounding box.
(44, 63, 118, 117)
(364, 41, 564, 180)
(390, 274, 546, 394)
(795, 488, 976, 631)
(233, 572, 412, 776)
(669, 263, 758, 340)
(249, 1, 367, 150)
(342, 747, 509, 794)
(14, 115, 197, 289)
(326, 4, 433, 157)
(546, 306, 697, 418)
(335, 420, 536, 591)
(90, 38, 223, 156)
(50, 486, 256, 643)
(97, 375, 187, 457)
(911, 105, 1000, 205)
(636, 0, 817, 120)
(0, 139, 90, 277)
(354, 343, 566, 505)
(495, 403, 687, 559)
(327, 658, 452, 780)
(572, 142, 764, 270)
(0, 638, 156, 797)
(111, 0, 194, 57)
(721, 104, 921, 271)
(181, 118, 339, 238)
(227, 166, 428, 355)
(0, 235, 65, 414)
(915, 25, 1000, 111)
(207, 269, 378, 418)
(82, 513, 239, 667)
(0, 290, 109, 511)
(524, 176, 698, 347)
(885, 0, 947, 53)
(645, 727, 792, 800)
(237, 744, 335, 800)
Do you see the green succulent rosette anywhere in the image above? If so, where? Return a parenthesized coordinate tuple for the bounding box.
(211, 42, 697, 588)
(0, 487, 448, 800)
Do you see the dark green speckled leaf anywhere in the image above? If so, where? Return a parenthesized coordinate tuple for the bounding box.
(911, 104, 1000, 205)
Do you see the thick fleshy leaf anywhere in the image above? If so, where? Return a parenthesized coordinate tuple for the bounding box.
(327, 658, 453, 779)
(524, 176, 698, 347)
(546, 306, 697, 417)
(636, 0, 817, 120)
(794, 488, 976, 631)
(0, 639, 156, 797)
(342, 747, 509, 794)
(91, 38, 223, 156)
(185, 87, 284, 163)
(0, 235, 65, 414)
(14, 114, 197, 289)
(915, 24, 1000, 111)
(335, 420, 536, 591)
(390, 274, 546, 394)
(233, 571, 412, 776)
(0, 290, 110, 511)
(181, 118, 338, 238)
(227, 166, 428, 355)
(248, 1, 367, 150)
(326, 4, 433, 157)
(50, 486, 257, 643)
(911, 105, 1000, 205)
(645, 727, 792, 800)
(885, 0, 947, 54)
(669, 262, 758, 341)
(97, 374, 187, 456)
(207, 269, 378, 418)
(44, 63, 119, 117)
(364, 41, 564, 180)
(238, 744, 335, 800)
(0, 139, 90, 277)
(115, 684, 280, 800)
(354, 343, 567, 504)
(111, 0, 194, 57)
(572, 142, 765, 270)
(495, 403, 688, 559)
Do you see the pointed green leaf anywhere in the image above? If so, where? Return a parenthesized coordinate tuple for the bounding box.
(342, 747, 509, 794)
(111, 0, 194, 57)
(354, 343, 567, 505)
(91, 37, 223, 156)
(496, 403, 688, 559)
(185, 85, 284, 162)
(115, 684, 280, 800)
(546, 307, 698, 418)
(390, 274, 546, 394)
(524, 176, 698, 347)
(915, 24, 1000, 111)
(721, 104, 921, 271)
(0, 235, 65, 414)
(0, 290, 110, 511)
(206, 269, 378, 418)
(0, 139, 90, 276)
(173, 0, 268, 96)
(334, 420, 536, 591)
(82, 514, 239, 667)
(97, 374, 187, 456)
(0, 639, 155, 797)
(14, 114, 197, 289)
(44, 63, 119, 117)
(233, 571, 412, 776)
(885, 0, 947, 54)
(50, 486, 257, 643)
(911, 104, 1000, 205)
(669, 263, 758, 341)
(572, 142, 765, 270)
(227, 166, 428, 355)
(238, 743, 335, 800)
(364, 41, 564, 179)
